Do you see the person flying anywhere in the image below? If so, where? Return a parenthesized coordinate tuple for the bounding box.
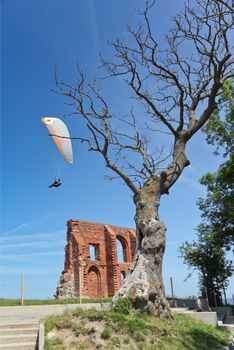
(49, 178, 62, 188)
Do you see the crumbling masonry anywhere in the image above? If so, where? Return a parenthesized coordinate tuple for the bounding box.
(56, 220, 136, 298)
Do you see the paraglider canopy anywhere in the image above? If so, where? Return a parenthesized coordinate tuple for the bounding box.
(41, 117, 73, 164)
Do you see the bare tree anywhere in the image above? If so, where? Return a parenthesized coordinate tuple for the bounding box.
(54, 0, 234, 317)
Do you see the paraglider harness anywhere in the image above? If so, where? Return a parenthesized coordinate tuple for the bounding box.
(49, 178, 62, 188)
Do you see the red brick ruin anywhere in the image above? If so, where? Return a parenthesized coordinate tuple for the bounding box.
(56, 220, 136, 298)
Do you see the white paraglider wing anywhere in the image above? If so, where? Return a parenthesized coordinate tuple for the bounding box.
(41, 117, 73, 164)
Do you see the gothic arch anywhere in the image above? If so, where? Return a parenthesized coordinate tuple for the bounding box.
(87, 265, 101, 297)
(116, 235, 129, 263)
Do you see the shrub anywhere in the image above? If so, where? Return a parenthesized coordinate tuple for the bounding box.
(123, 337, 130, 344)
(111, 336, 120, 347)
(71, 323, 96, 337)
(86, 327, 96, 335)
(95, 344, 103, 349)
(101, 327, 112, 339)
(113, 297, 132, 314)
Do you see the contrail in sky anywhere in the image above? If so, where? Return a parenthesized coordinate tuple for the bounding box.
(1, 212, 57, 236)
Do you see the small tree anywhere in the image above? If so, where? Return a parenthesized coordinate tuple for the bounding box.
(180, 226, 233, 306)
(198, 79, 234, 251)
(54, 1, 234, 317)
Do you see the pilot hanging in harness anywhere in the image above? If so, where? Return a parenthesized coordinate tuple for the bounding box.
(49, 178, 62, 188)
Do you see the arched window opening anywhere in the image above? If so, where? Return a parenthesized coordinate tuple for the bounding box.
(117, 239, 124, 262)
(116, 237, 128, 263)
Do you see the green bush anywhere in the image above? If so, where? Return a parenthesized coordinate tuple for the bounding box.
(113, 297, 132, 314)
(101, 327, 112, 339)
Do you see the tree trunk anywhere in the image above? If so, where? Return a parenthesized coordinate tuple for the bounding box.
(114, 138, 190, 318)
(114, 178, 172, 318)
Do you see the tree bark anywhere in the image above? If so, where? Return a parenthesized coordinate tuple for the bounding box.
(114, 177, 172, 318)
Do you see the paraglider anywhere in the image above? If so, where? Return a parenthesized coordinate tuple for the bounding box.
(41, 117, 73, 188)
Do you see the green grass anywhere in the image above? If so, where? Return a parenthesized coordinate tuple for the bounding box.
(0, 297, 111, 307)
(43, 308, 230, 350)
(44, 336, 66, 350)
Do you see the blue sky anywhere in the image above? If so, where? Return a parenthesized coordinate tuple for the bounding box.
(1, 0, 233, 300)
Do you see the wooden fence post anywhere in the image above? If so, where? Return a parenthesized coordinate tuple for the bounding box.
(21, 272, 24, 306)
(170, 276, 175, 306)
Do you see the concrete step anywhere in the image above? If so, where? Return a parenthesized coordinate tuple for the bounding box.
(171, 307, 189, 313)
(224, 316, 234, 325)
(0, 323, 38, 329)
(218, 324, 234, 334)
(0, 342, 37, 350)
(0, 323, 39, 350)
(0, 334, 38, 344)
(0, 327, 38, 335)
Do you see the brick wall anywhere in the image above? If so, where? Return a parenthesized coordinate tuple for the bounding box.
(56, 220, 136, 298)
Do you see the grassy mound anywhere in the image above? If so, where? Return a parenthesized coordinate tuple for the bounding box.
(44, 308, 229, 350)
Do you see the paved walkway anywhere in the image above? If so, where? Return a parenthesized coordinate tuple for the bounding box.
(0, 303, 111, 324)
